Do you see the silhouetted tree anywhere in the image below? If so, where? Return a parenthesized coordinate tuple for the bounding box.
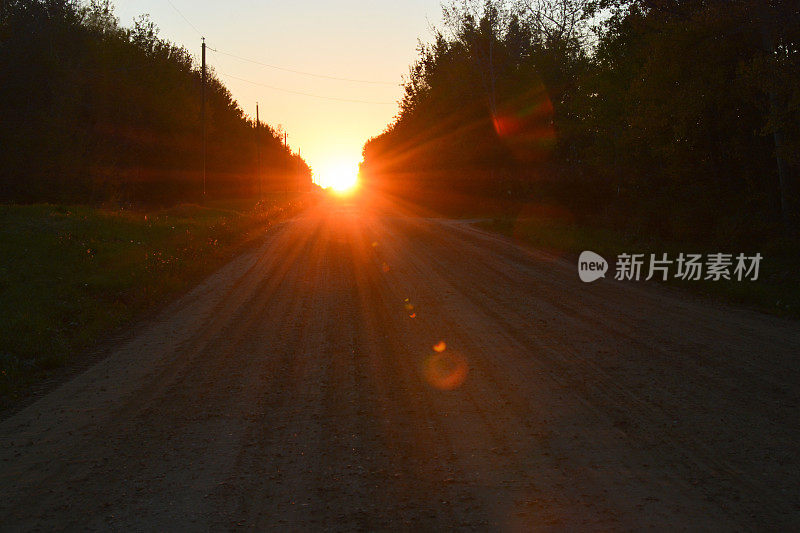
(0, 0, 311, 204)
(362, 0, 799, 244)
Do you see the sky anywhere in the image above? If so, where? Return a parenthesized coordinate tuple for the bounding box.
(111, 0, 445, 188)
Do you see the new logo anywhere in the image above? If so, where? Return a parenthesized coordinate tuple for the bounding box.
(578, 251, 608, 282)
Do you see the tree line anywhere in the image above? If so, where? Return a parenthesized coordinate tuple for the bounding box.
(0, 0, 311, 205)
(360, 0, 799, 245)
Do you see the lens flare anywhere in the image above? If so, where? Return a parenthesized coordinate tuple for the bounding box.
(423, 351, 468, 390)
(492, 81, 555, 163)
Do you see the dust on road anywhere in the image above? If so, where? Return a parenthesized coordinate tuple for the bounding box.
(2, 195, 799, 530)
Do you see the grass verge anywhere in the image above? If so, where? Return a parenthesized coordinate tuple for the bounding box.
(0, 193, 310, 403)
(477, 214, 800, 318)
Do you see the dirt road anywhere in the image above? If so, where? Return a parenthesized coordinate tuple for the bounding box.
(1, 195, 798, 530)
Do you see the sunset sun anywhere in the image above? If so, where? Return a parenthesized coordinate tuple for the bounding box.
(316, 161, 359, 193)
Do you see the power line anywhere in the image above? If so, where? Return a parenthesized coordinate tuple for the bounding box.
(158, 8, 397, 105)
(165, 0, 204, 38)
(216, 71, 396, 105)
(207, 47, 397, 86)
(157, 5, 398, 102)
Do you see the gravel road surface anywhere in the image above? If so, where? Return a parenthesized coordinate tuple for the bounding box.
(2, 196, 798, 530)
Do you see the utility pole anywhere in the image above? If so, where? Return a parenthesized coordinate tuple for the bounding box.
(284, 132, 288, 193)
(201, 37, 207, 199)
(256, 102, 261, 200)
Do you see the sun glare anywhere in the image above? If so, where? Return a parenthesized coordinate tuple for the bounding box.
(316, 162, 359, 193)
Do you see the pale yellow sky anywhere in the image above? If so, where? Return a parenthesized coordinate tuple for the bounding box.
(112, 0, 444, 187)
